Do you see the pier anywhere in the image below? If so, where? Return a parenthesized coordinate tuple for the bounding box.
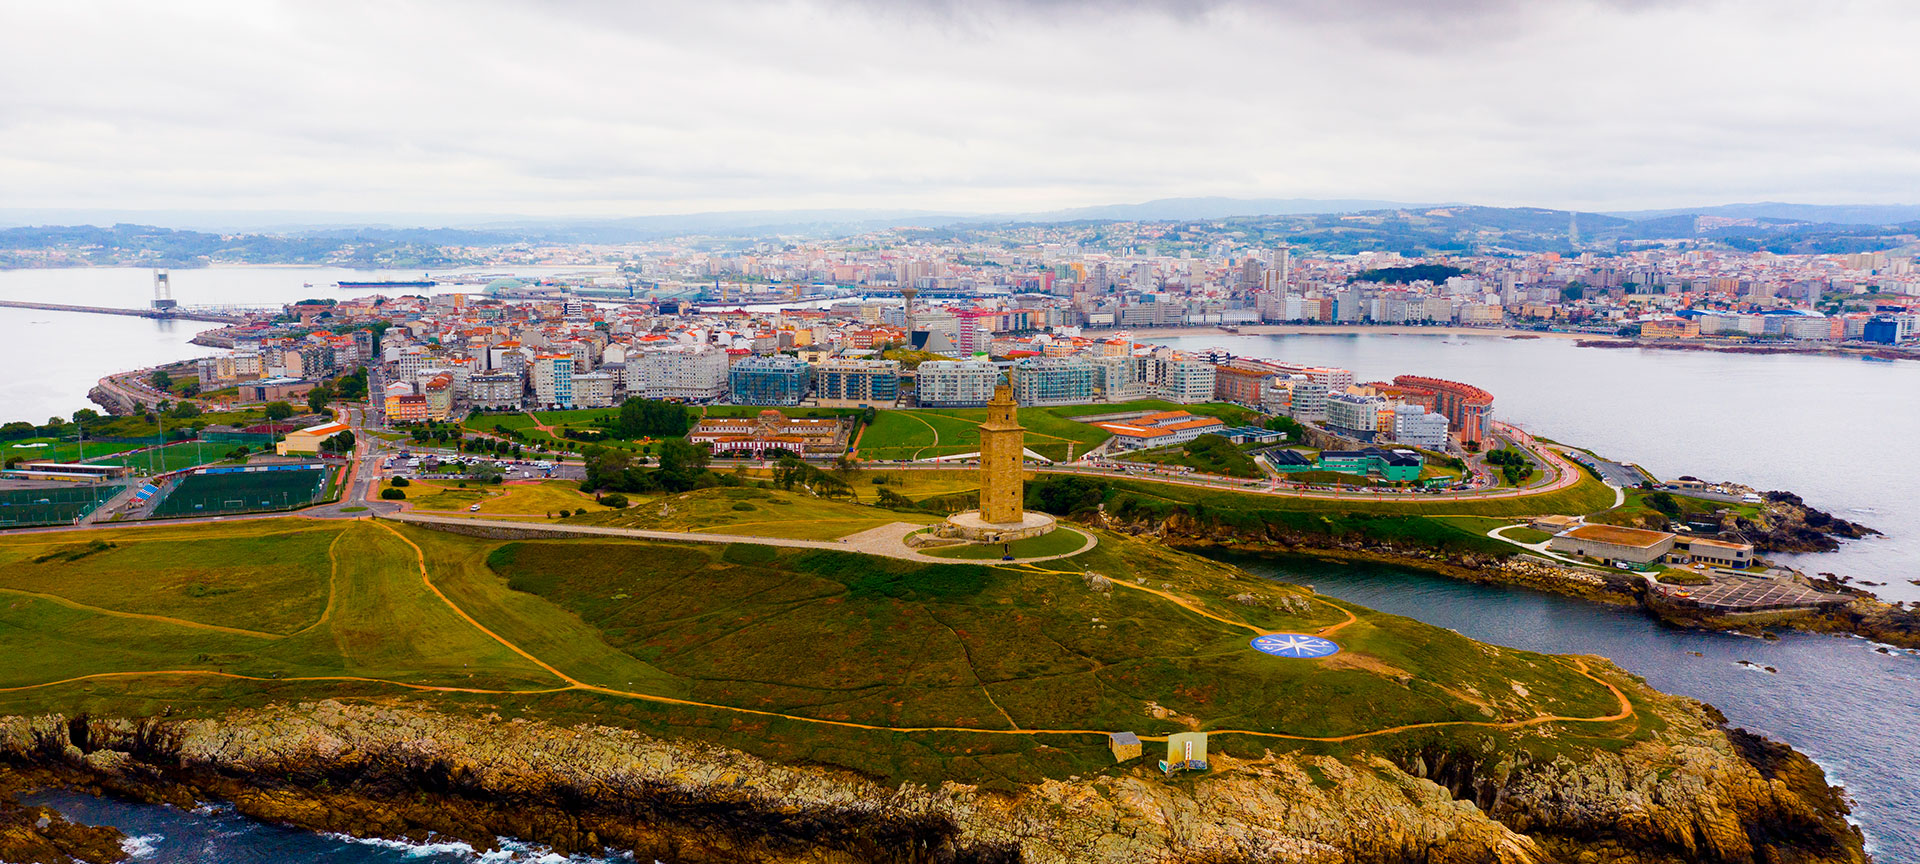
(0, 299, 249, 324)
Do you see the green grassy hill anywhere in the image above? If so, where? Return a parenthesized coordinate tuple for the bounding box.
(0, 512, 1653, 787)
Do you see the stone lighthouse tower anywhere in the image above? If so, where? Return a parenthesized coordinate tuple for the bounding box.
(945, 379, 1056, 543)
(977, 383, 1024, 524)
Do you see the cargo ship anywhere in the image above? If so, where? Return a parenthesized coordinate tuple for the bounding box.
(336, 279, 437, 290)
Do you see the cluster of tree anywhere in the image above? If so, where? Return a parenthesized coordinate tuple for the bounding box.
(581, 438, 715, 494)
(318, 430, 356, 453)
(1023, 475, 1112, 518)
(1177, 434, 1262, 478)
(611, 398, 692, 439)
(1484, 447, 1536, 485)
(1645, 491, 1682, 517)
(406, 422, 463, 444)
(768, 454, 856, 498)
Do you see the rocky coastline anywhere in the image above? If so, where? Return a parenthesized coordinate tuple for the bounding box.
(0, 697, 1868, 864)
(1089, 506, 1920, 650)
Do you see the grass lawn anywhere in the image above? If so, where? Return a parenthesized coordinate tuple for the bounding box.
(4, 437, 149, 463)
(1433, 515, 1517, 536)
(0, 513, 1657, 788)
(0, 523, 341, 634)
(863, 469, 983, 501)
(1278, 470, 1382, 488)
(1121, 436, 1263, 478)
(568, 486, 939, 540)
(90, 441, 238, 474)
(389, 478, 601, 519)
(0, 520, 558, 696)
(483, 528, 1632, 747)
(920, 527, 1091, 559)
(860, 407, 1114, 462)
(1504, 526, 1555, 544)
(1587, 489, 1759, 528)
(1113, 468, 1619, 519)
(1044, 400, 1262, 426)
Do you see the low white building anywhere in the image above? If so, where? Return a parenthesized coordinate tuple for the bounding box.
(1391, 404, 1450, 450)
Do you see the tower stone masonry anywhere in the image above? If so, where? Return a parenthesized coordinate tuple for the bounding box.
(977, 383, 1024, 524)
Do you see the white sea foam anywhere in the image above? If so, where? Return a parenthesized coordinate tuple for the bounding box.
(320, 831, 479, 858)
(119, 833, 163, 858)
(319, 831, 638, 862)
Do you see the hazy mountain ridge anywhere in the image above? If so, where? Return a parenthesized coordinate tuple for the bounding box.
(2, 199, 1917, 265)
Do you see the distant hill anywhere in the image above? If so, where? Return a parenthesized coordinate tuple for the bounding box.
(1608, 202, 1920, 225)
(1011, 197, 1432, 222)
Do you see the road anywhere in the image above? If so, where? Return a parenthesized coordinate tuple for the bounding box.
(1564, 449, 1651, 488)
(11, 408, 1598, 542)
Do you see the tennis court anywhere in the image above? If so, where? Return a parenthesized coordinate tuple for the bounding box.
(149, 464, 330, 517)
(0, 484, 126, 527)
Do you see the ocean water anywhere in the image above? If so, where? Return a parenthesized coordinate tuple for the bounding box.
(19, 791, 640, 864)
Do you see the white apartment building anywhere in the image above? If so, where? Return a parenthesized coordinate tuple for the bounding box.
(531, 354, 574, 409)
(572, 371, 616, 408)
(1325, 392, 1386, 437)
(1391, 404, 1450, 450)
(468, 372, 524, 409)
(914, 360, 1000, 407)
(623, 344, 729, 402)
(1158, 357, 1216, 404)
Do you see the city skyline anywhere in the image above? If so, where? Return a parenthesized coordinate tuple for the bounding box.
(5, 0, 1920, 217)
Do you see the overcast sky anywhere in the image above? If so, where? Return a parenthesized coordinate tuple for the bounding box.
(2, 0, 1917, 220)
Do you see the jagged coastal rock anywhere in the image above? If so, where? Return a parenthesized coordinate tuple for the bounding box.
(0, 696, 1863, 864)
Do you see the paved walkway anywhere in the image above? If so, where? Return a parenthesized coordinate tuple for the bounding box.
(386, 511, 1098, 565)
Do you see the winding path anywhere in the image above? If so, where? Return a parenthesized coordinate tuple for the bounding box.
(0, 487, 1636, 746)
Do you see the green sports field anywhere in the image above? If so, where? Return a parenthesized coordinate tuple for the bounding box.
(0, 484, 126, 528)
(151, 466, 330, 517)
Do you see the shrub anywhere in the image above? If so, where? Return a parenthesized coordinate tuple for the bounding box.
(731, 502, 755, 511)
(390, 477, 411, 487)
(597, 493, 629, 508)
(379, 488, 406, 500)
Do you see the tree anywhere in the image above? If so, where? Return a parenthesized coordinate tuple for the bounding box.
(1647, 491, 1682, 517)
(169, 401, 201, 419)
(380, 487, 407, 500)
(264, 401, 294, 420)
(613, 398, 691, 439)
(151, 370, 172, 391)
(833, 454, 862, 494)
(655, 438, 711, 492)
(320, 430, 356, 453)
(307, 383, 335, 413)
(71, 408, 100, 425)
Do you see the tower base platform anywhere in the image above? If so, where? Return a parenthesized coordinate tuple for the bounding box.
(942, 510, 1057, 543)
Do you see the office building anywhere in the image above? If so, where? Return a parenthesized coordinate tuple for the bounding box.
(729, 355, 812, 406)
